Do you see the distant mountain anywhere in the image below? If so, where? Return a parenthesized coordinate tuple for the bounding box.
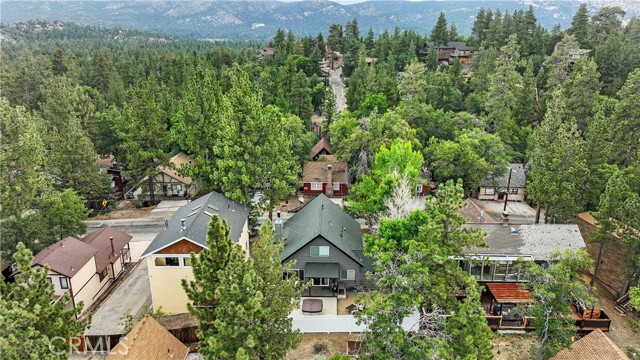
(2, 0, 638, 41)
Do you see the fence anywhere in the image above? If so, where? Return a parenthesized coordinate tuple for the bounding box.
(291, 312, 421, 333)
(77, 326, 198, 352)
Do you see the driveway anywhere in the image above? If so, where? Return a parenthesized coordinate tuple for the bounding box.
(329, 66, 347, 113)
(85, 260, 151, 335)
(474, 200, 541, 224)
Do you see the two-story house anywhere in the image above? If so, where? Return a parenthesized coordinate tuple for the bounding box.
(278, 194, 371, 298)
(302, 160, 349, 197)
(32, 226, 132, 313)
(141, 191, 250, 314)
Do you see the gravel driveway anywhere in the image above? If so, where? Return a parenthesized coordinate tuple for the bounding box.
(329, 66, 347, 113)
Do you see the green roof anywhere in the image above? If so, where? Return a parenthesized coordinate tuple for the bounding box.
(305, 262, 340, 278)
(280, 194, 364, 266)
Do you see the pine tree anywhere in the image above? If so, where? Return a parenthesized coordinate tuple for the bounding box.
(356, 180, 491, 359)
(39, 76, 111, 201)
(430, 12, 449, 45)
(560, 56, 601, 131)
(569, 3, 591, 48)
(117, 80, 170, 203)
(251, 222, 307, 359)
(612, 69, 640, 166)
(0, 98, 49, 219)
(527, 90, 589, 223)
(543, 35, 580, 91)
(182, 215, 265, 360)
(0, 243, 87, 359)
(289, 70, 313, 124)
(485, 34, 523, 149)
(525, 250, 594, 360)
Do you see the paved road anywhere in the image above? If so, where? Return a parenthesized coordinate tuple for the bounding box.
(85, 260, 151, 335)
(329, 66, 347, 113)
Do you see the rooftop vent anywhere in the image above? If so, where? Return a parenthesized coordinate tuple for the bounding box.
(510, 227, 518, 235)
(180, 219, 186, 232)
(207, 204, 219, 211)
(191, 205, 202, 211)
(203, 211, 214, 217)
(187, 211, 198, 218)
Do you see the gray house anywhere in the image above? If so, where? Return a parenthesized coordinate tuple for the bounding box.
(478, 163, 526, 201)
(278, 194, 371, 297)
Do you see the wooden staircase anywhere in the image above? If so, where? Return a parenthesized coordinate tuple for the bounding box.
(615, 292, 632, 315)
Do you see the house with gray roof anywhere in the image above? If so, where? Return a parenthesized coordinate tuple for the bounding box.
(278, 194, 371, 298)
(458, 224, 586, 283)
(142, 191, 250, 314)
(478, 163, 526, 202)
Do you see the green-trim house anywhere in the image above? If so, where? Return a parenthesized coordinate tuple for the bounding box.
(277, 194, 372, 297)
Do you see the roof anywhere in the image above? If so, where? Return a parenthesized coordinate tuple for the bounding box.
(33, 237, 98, 278)
(486, 282, 534, 304)
(310, 137, 334, 158)
(141, 191, 249, 257)
(158, 152, 193, 185)
(460, 198, 499, 224)
(551, 329, 628, 360)
(424, 41, 467, 49)
(577, 212, 597, 226)
(454, 45, 476, 51)
(302, 161, 349, 183)
(96, 155, 116, 169)
(465, 224, 586, 261)
(480, 164, 526, 188)
(280, 194, 364, 266)
(81, 226, 132, 273)
(365, 57, 378, 63)
(107, 315, 188, 360)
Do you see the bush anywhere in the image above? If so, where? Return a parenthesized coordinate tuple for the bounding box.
(329, 353, 351, 360)
(313, 341, 328, 354)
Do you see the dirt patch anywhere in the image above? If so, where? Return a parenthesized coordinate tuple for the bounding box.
(592, 282, 640, 355)
(493, 333, 536, 359)
(287, 333, 361, 360)
(91, 204, 157, 220)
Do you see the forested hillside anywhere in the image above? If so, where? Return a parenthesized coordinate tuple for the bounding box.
(1, 4, 639, 287)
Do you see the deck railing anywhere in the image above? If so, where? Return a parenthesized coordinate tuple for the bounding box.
(290, 312, 421, 333)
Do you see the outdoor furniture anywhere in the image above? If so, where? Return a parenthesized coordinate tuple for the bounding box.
(346, 303, 364, 315)
(301, 299, 323, 313)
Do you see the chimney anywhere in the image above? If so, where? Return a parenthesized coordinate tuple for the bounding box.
(180, 219, 186, 232)
(341, 226, 346, 238)
(110, 236, 115, 256)
(325, 164, 334, 197)
(501, 211, 509, 227)
(274, 211, 283, 242)
(479, 211, 485, 224)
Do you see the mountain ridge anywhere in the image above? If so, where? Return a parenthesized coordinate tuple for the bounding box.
(2, 0, 638, 40)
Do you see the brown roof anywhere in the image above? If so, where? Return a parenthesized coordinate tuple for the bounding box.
(365, 57, 378, 63)
(33, 237, 98, 278)
(486, 282, 534, 304)
(96, 155, 116, 169)
(460, 198, 499, 224)
(551, 329, 629, 360)
(310, 137, 334, 158)
(158, 152, 193, 185)
(303, 161, 348, 183)
(107, 315, 188, 360)
(81, 226, 132, 273)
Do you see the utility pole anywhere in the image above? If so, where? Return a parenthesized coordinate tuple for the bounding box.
(503, 167, 515, 212)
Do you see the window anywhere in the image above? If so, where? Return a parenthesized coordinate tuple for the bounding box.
(283, 269, 305, 281)
(310, 182, 323, 191)
(310, 246, 330, 257)
(183, 257, 192, 267)
(312, 277, 330, 286)
(98, 268, 109, 282)
(46, 277, 52, 284)
(509, 188, 518, 195)
(494, 261, 508, 281)
(60, 277, 69, 289)
(416, 184, 423, 193)
(340, 269, 356, 280)
(484, 187, 495, 195)
(333, 182, 340, 191)
(154, 256, 180, 267)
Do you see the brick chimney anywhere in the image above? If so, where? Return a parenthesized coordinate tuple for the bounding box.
(501, 211, 509, 227)
(325, 164, 334, 197)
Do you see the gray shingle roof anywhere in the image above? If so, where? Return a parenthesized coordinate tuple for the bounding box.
(280, 194, 364, 265)
(142, 191, 249, 257)
(464, 224, 586, 261)
(480, 163, 526, 188)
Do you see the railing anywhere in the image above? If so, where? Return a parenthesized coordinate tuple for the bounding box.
(291, 312, 421, 333)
